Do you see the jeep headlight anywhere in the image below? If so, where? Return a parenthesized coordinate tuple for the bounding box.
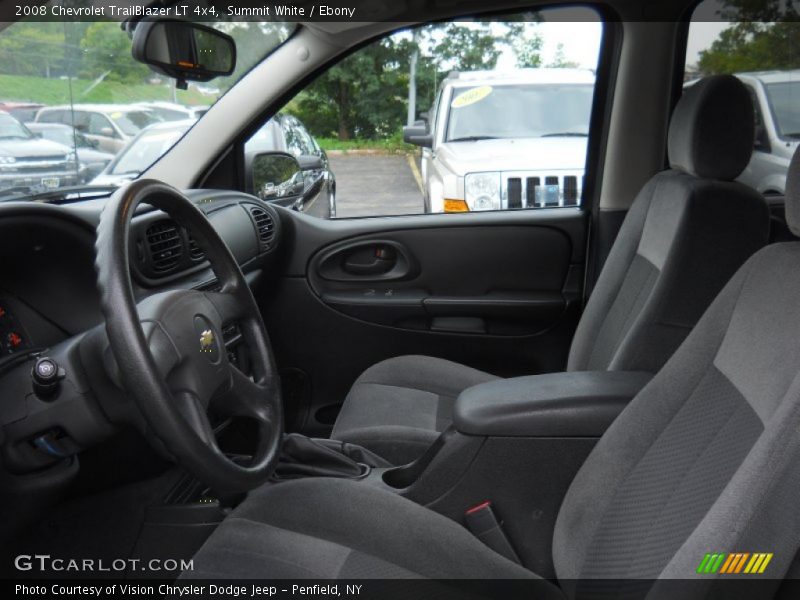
(465, 172, 501, 211)
(0, 156, 17, 165)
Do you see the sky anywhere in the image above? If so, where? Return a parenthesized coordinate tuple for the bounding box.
(507, 21, 729, 71)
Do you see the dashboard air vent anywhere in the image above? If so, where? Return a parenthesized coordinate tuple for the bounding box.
(145, 220, 183, 272)
(249, 206, 275, 248)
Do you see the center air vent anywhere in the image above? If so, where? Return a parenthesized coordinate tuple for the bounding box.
(145, 220, 184, 272)
(249, 206, 275, 248)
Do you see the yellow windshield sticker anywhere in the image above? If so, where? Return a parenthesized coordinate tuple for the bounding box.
(451, 86, 493, 108)
(111, 112, 123, 119)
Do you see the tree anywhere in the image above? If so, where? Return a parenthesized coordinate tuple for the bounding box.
(547, 43, 581, 69)
(505, 21, 544, 68)
(695, 0, 800, 75)
(289, 20, 546, 141)
(290, 37, 408, 140)
(0, 23, 69, 78)
(80, 22, 149, 83)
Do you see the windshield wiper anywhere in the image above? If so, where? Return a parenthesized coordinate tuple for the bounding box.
(541, 132, 588, 137)
(0, 184, 118, 204)
(447, 135, 500, 142)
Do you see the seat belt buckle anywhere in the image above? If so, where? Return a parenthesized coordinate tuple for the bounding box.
(464, 500, 521, 564)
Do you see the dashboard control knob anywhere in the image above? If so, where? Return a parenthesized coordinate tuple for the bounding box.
(32, 357, 64, 399)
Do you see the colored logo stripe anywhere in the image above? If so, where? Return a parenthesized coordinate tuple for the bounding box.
(697, 553, 773, 574)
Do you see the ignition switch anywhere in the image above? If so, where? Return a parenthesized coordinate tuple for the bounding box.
(31, 356, 65, 399)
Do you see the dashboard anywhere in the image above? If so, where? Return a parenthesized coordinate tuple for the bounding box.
(0, 189, 283, 367)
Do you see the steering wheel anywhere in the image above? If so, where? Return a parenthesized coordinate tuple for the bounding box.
(95, 179, 283, 492)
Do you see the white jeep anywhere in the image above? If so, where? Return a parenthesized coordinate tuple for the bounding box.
(403, 68, 595, 213)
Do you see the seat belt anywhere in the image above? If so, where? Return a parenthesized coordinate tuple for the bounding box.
(464, 501, 522, 565)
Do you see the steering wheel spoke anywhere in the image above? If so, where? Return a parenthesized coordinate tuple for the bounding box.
(212, 363, 273, 422)
(174, 391, 218, 448)
(205, 289, 248, 328)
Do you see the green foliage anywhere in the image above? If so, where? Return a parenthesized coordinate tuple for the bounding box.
(698, 22, 800, 75)
(79, 23, 150, 84)
(316, 131, 417, 154)
(290, 21, 546, 142)
(0, 73, 210, 105)
(548, 43, 580, 69)
(0, 23, 70, 78)
(696, 0, 800, 75)
(288, 36, 410, 140)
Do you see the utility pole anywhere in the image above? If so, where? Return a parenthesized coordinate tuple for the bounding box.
(407, 30, 420, 126)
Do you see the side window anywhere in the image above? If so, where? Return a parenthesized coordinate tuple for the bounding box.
(38, 110, 65, 124)
(245, 7, 603, 219)
(687, 2, 800, 196)
(72, 111, 90, 132)
(744, 85, 770, 152)
(282, 117, 315, 156)
(88, 113, 113, 136)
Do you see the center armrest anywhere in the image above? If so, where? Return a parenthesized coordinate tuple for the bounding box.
(454, 370, 652, 437)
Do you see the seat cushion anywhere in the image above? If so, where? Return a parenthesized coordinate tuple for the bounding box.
(330, 355, 498, 464)
(187, 478, 560, 594)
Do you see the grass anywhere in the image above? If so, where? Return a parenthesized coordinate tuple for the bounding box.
(0, 73, 214, 106)
(316, 132, 418, 154)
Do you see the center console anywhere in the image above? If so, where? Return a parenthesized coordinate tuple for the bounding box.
(331, 370, 652, 578)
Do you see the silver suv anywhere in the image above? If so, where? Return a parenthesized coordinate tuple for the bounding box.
(404, 68, 595, 213)
(734, 70, 800, 196)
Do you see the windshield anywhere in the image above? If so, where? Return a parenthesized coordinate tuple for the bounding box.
(110, 125, 191, 175)
(0, 113, 33, 140)
(0, 11, 293, 200)
(446, 83, 594, 142)
(765, 81, 800, 139)
(110, 111, 162, 136)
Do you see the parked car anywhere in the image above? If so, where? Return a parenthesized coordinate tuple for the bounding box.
(733, 70, 800, 196)
(91, 119, 196, 186)
(0, 111, 78, 192)
(133, 101, 210, 122)
(404, 68, 594, 212)
(34, 104, 162, 154)
(25, 122, 114, 183)
(0, 101, 44, 123)
(93, 114, 337, 218)
(246, 113, 336, 217)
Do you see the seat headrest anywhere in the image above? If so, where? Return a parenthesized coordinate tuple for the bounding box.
(784, 146, 800, 237)
(668, 75, 754, 181)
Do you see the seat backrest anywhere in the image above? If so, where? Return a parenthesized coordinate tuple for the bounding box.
(553, 147, 800, 599)
(568, 75, 769, 374)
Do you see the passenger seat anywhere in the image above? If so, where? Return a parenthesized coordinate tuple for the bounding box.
(330, 75, 771, 464)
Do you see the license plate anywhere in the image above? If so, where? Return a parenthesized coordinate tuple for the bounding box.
(41, 177, 59, 189)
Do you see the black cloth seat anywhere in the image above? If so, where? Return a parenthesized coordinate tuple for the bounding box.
(331, 74, 770, 464)
(188, 82, 800, 596)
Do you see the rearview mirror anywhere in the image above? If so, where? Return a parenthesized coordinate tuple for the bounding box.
(403, 122, 433, 148)
(132, 20, 236, 85)
(251, 152, 305, 203)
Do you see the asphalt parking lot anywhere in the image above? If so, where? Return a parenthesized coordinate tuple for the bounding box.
(328, 153, 425, 218)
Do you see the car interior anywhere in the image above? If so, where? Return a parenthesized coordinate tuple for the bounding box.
(2, 0, 800, 597)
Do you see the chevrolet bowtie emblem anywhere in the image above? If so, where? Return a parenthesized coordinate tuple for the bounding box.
(199, 329, 215, 353)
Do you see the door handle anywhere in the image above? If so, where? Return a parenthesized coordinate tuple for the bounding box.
(343, 256, 395, 275)
(315, 240, 417, 282)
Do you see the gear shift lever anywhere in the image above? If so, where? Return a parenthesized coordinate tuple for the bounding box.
(273, 433, 391, 480)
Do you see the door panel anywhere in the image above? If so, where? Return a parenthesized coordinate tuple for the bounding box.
(258, 208, 587, 435)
